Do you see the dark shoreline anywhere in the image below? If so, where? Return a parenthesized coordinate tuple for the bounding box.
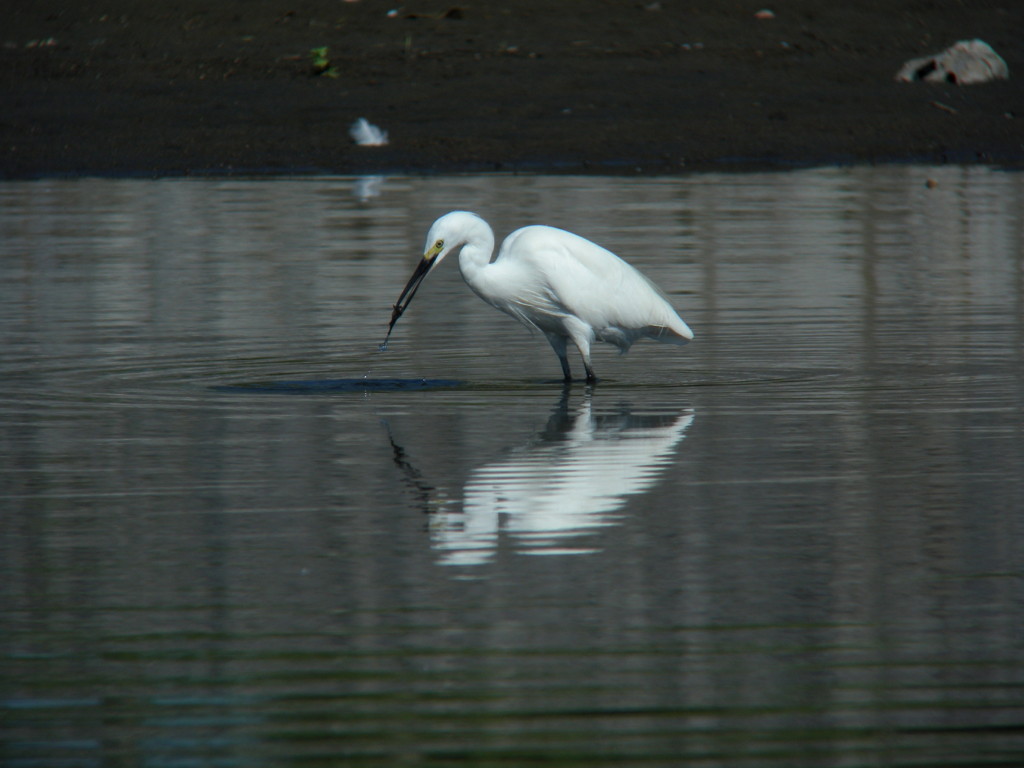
(4, 1, 1022, 179)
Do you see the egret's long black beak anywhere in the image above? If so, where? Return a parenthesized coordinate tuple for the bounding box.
(384, 254, 436, 341)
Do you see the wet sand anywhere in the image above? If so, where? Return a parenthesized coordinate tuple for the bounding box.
(3, 0, 1022, 177)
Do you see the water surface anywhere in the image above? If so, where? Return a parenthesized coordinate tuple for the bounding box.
(1, 168, 1022, 766)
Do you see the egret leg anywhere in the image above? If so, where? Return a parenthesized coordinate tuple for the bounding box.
(545, 334, 572, 382)
(565, 327, 598, 384)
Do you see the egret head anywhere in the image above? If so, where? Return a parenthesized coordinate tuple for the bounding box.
(386, 212, 486, 337)
(422, 210, 488, 267)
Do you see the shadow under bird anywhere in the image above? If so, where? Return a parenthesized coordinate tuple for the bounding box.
(383, 211, 693, 382)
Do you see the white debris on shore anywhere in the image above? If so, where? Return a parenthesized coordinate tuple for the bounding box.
(349, 118, 389, 146)
(896, 39, 1008, 85)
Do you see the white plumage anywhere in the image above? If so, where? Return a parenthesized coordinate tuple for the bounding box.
(385, 211, 693, 381)
(349, 118, 388, 146)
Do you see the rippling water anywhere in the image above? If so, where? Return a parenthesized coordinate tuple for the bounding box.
(1, 168, 1022, 766)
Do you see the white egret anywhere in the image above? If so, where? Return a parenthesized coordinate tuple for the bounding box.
(384, 211, 694, 382)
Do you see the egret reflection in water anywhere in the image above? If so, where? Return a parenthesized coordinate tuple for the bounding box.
(387, 391, 694, 567)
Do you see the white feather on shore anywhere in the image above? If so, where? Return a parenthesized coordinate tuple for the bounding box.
(349, 118, 389, 146)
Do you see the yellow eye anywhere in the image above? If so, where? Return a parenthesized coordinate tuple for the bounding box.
(435, 239, 444, 250)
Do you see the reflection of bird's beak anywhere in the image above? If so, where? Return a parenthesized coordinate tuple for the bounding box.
(386, 250, 438, 337)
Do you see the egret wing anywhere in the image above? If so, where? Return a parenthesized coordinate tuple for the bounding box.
(501, 226, 692, 344)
